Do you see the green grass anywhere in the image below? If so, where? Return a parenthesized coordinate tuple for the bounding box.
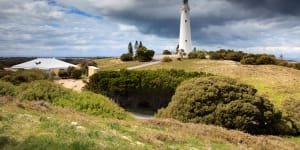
(94, 58, 146, 71)
(142, 59, 300, 105)
(1, 99, 300, 150)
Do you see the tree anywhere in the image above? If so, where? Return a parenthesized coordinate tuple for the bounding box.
(176, 44, 179, 54)
(135, 46, 155, 62)
(120, 53, 133, 61)
(134, 41, 139, 50)
(139, 41, 143, 48)
(162, 50, 172, 55)
(128, 42, 133, 55)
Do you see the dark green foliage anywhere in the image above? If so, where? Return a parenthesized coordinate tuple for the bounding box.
(207, 49, 246, 61)
(241, 54, 276, 65)
(87, 69, 207, 110)
(156, 77, 296, 135)
(161, 57, 172, 62)
(135, 46, 155, 62)
(58, 70, 68, 79)
(162, 50, 172, 55)
(128, 42, 133, 55)
(294, 63, 300, 70)
(0, 81, 16, 96)
(71, 69, 82, 79)
(188, 51, 206, 59)
(1, 69, 49, 85)
(208, 52, 223, 60)
(282, 98, 300, 133)
(120, 53, 133, 61)
(16, 80, 130, 119)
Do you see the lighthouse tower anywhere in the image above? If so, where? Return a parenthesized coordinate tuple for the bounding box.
(179, 0, 192, 54)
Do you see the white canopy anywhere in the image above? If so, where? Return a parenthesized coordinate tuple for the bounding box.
(11, 58, 77, 70)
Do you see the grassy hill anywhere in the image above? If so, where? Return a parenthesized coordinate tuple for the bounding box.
(1, 98, 299, 150)
(94, 58, 146, 71)
(141, 59, 300, 105)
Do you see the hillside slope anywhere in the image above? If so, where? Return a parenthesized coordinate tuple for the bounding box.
(142, 59, 300, 104)
(1, 98, 299, 150)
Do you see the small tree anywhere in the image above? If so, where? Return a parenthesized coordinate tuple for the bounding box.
(176, 44, 179, 54)
(162, 50, 172, 55)
(120, 53, 133, 61)
(134, 41, 139, 50)
(139, 41, 143, 48)
(135, 46, 155, 62)
(128, 42, 133, 55)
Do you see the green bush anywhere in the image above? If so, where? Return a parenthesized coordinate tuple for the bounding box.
(161, 56, 172, 62)
(208, 52, 223, 60)
(0, 80, 16, 96)
(87, 69, 208, 110)
(58, 70, 68, 79)
(188, 51, 206, 59)
(162, 50, 172, 55)
(156, 77, 296, 135)
(120, 53, 133, 61)
(1, 69, 50, 85)
(282, 98, 300, 133)
(70, 69, 82, 79)
(135, 46, 155, 62)
(295, 63, 300, 70)
(17, 80, 68, 102)
(16, 80, 130, 119)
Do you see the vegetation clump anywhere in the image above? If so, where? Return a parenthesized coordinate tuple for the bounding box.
(87, 69, 208, 110)
(10, 80, 130, 119)
(1, 69, 50, 85)
(120, 53, 133, 61)
(162, 50, 172, 55)
(157, 77, 297, 135)
(188, 51, 206, 59)
(0, 80, 16, 96)
(161, 56, 172, 62)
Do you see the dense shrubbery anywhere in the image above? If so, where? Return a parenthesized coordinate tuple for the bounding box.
(161, 56, 172, 62)
(58, 67, 82, 79)
(162, 50, 172, 55)
(157, 77, 297, 135)
(17, 80, 68, 102)
(15, 80, 130, 119)
(282, 98, 300, 133)
(87, 69, 208, 110)
(0, 80, 16, 96)
(135, 46, 155, 62)
(207, 49, 246, 61)
(120, 53, 133, 61)
(188, 51, 206, 59)
(1, 69, 50, 85)
(241, 54, 276, 65)
(295, 63, 300, 70)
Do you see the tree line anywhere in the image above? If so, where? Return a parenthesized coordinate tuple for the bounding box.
(121, 41, 155, 62)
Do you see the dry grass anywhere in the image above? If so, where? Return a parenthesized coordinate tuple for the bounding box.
(93, 58, 146, 71)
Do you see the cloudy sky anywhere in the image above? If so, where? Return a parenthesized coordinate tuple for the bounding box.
(1, 0, 300, 58)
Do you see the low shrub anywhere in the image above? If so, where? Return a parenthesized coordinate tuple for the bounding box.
(120, 53, 133, 61)
(157, 77, 297, 135)
(1, 69, 50, 85)
(188, 51, 206, 59)
(70, 69, 82, 79)
(16, 80, 130, 119)
(162, 50, 172, 55)
(0, 81, 16, 96)
(17, 80, 68, 102)
(295, 63, 300, 70)
(161, 57, 172, 62)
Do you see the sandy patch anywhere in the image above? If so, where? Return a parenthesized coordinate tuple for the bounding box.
(55, 79, 86, 92)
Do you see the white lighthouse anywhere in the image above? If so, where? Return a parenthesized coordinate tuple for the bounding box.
(179, 0, 192, 54)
